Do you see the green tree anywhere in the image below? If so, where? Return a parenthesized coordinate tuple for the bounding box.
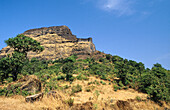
(0, 52, 26, 81)
(21, 58, 48, 75)
(0, 34, 44, 81)
(139, 63, 170, 102)
(106, 54, 112, 61)
(5, 34, 44, 57)
(62, 62, 74, 81)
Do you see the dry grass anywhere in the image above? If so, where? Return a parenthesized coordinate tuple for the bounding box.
(0, 92, 70, 110)
(0, 76, 169, 110)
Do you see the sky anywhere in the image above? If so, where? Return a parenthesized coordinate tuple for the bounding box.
(0, 0, 170, 69)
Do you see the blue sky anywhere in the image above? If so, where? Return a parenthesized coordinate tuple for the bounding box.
(0, 0, 170, 69)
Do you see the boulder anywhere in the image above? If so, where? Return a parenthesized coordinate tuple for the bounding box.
(47, 91, 64, 101)
(5, 75, 42, 96)
(113, 100, 133, 110)
(19, 75, 42, 93)
(25, 92, 44, 103)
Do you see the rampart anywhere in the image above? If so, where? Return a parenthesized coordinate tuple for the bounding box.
(77, 38, 92, 42)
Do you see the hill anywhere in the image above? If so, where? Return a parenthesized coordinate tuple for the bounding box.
(0, 26, 169, 110)
(0, 26, 96, 60)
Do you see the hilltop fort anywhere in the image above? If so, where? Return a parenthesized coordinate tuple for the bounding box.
(0, 26, 96, 60)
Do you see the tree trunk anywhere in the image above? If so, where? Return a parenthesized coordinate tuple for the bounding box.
(12, 72, 17, 81)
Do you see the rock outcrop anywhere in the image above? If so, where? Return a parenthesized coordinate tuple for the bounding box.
(0, 26, 96, 60)
(5, 75, 42, 97)
(25, 93, 44, 103)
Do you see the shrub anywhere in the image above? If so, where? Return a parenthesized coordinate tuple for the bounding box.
(21, 58, 48, 75)
(57, 74, 65, 80)
(88, 81, 93, 85)
(76, 73, 89, 80)
(63, 55, 77, 63)
(45, 87, 49, 93)
(100, 74, 107, 80)
(0, 87, 7, 96)
(5, 77, 13, 84)
(93, 90, 100, 99)
(64, 85, 70, 89)
(99, 58, 104, 62)
(71, 84, 82, 95)
(66, 98, 74, 106)
(124, 86, 128, 90)
(85, 86, 95, 92)
(21, 90, 29, 96)
(106, 54, 112, 61)
(46, 80, 58, 90)
(95, 80, 100, 85)
(136, 96, 141, 101)
(93, 103, 98, 110)
(118, 81, 124, 87)
(113, 85, 121, 91)
(100, 81, 106, 85)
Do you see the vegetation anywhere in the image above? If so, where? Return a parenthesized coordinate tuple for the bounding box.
(71, 84, 82, 95)
(0, 35, 169, 104)
(0, 34, 44, 81)
(62, 62, 74, 81)
(5, 34, 44, 57)
(66, 98, 74, 106)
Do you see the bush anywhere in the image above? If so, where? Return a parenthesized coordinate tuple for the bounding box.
(136, 96, 141, 101)
(88, 81, 94, 85)
(123, 86, 128, 90)
(21, 90, 29, 96)
(76, 73, 89, 80)
(93, 90, 100, 99)
(95, 81, 100, 85)
(113, 85, 121, 91)
(57, 74, 65, 80)
(106, 54, 112, 61)
(66, 98, 74, 106)
(71, 84, 82, 95)
(99, 58, 104, 62)
(63, 55, 77, 63)
(100, 74, 107, 80)
(85, 86, 95, 92)
(21, 58, 48, 75)
(46, 80, 58, 90)
(0, 87, 7, 96)
(89, 63, 113, 77)
(100, 81, 106, 85)
(118, 81, 124, 87)
(64, 85, 70, 89)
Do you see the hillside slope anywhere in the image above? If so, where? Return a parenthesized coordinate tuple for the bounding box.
(0, 76, 169, 110)
(0, 26, 169, 110)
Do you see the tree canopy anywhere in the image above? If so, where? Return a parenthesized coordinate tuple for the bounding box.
(0, 34, 44, 81)
(5, 34, 44, 57)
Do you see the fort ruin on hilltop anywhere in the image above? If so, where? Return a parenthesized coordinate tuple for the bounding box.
(0, 26, 96, 60)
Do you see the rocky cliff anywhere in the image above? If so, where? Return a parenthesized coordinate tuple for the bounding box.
(0, 26, 96, 60)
